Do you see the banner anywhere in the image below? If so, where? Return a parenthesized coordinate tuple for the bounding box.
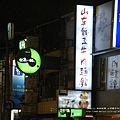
(12, 60, 25, 108)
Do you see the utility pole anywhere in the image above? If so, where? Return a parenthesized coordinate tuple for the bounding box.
(4, 23, 14, 120)
(4, 32, 10, 120)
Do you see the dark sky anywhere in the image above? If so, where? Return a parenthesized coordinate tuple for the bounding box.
(0, 0, 111, 33)
(0, 0, 112, 57)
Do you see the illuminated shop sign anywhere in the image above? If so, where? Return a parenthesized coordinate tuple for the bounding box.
(12, 60, 25, 108)
(58, 90, 91, 109)
(19, 39, 26, 50)
(7, 23, 14, 40)
(58, 108, 82, 118)
(15, 48, 41, 74)
(75, 5, 93, 90)
(113, 0, 120, 47)
(107, 55, 120, 90)
(95, 1, 112, 51)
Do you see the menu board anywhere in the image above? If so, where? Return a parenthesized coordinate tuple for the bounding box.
(58, 90, 91, 109)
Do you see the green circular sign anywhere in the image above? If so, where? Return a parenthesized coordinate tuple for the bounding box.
(15, 48, 41, 74)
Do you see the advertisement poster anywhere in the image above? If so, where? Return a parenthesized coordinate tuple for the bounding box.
(107, 55, 120, 90)
(58, 90, 91, 109)
(95, 1, 112, 51)
(12, 60, 25, 108)
(75, 5, 93, 90)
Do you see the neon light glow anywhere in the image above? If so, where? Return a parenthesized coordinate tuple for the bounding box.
(113, 0, 120, 47)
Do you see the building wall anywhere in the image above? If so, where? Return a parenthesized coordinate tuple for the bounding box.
(96, 90, 120, 107)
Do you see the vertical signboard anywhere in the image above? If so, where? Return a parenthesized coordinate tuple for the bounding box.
(75, 5, 93, 90)
(7, 23, 14, 40)
(12, 60, 25, 108)
(107, 55, 120, 90)
(95, 1, 112, 51)
(113, 0, 120, 47)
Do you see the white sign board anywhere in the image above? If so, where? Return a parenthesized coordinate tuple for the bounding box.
(95, 1, 112, 51)
(75, 5, 93, 90)
(107, 55, 120, 90)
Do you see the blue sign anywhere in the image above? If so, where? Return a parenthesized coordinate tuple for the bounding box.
(116, 0, 120, 47)
(14, 66, 23, 76)
(12, 60, 25, 108)
(4, 100, 14, 110)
